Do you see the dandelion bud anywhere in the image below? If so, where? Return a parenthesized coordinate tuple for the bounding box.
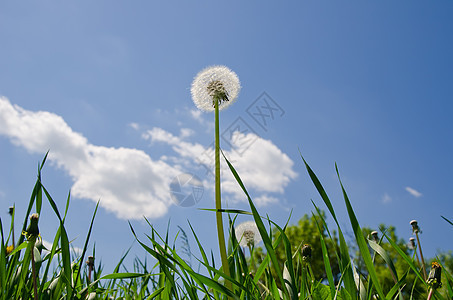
(8, 206, 14, 216)
(23, 213, 39, 240)
(410, 220, 420, 233)
(409, 237, 416, 249)
(86, 256, 95, 268)
(370, 231, 379, 242)
(427, 262, 442, 289)
(301, 244, 312, 262)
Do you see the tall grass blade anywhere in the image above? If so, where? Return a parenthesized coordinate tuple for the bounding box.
(312, 210, 336, 299)
(300, 153, 357, 299)
(441, 216, 453, 228)
(222, 152, 287, 296)
(335, 164, 385, 298)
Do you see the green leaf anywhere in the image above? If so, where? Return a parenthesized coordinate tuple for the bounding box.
(335, 164, 385, 298)
(222, 151, 287, 296)
(312, 283, 331, 300)
(300, 153, 357, 299)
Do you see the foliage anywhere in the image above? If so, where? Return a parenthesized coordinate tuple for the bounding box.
(1, 153, 452, 299)
(254, 211, 341, 286)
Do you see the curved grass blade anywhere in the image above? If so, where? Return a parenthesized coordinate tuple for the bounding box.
(300, 153, 357, 299)
(441, 216, 453, 228)
(335, 164, 385, 298)
(312, 210, 335, 299)
(222, 151, 287, 296)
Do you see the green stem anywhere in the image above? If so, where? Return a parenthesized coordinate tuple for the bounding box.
(30, 239, 38, 300)
(214, 98, 231, 291)
(248, 244, 255, 273)
(415, 232, 427, 280)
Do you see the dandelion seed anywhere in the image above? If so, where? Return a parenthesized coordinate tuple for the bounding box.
(235, 221, 262, 248)
(191, 65, 240, 112)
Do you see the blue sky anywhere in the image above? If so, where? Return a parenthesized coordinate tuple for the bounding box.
(1, 1, 452, 271)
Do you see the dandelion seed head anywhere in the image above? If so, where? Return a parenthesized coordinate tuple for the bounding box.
(235, 221, 262, 248)
(191, 65, 240, 112)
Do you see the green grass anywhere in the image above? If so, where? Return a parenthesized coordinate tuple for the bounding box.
(0, 153, 451, 299)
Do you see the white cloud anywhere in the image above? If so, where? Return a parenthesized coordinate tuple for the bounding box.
(0, 97, 180, 220)
(189, 109, 214, 132)
(179, 128, 194, 139)
(0, 96, 297, 220)
(42, 239, 83, 257)
(382, 193, 392, 204)
(405, 187, 422, 198)
(129, 122, 140, 130)
(190, 109, 202, 122)
(143, 128, 298, 207)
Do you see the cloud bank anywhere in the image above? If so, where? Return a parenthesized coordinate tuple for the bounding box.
(0, 97, 180, 219)
(143, 128, 297, 206)
(0, 97, 297, 218)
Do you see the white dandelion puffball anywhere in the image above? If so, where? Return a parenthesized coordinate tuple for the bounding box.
(235, 221, 262, 248)
(191, 65, 241, 112)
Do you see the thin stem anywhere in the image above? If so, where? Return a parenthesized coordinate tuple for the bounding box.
(88, 265, 92, 283)
(414, 246, 421, 268)
(248, 244, 255, 272)
(214, 98, 231, 291)
(427, 288, 434, 300)
(30, 240, 38, 300)
(415, 232, 427, 280)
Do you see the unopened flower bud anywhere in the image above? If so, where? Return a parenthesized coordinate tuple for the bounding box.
(409, 237, 416, 249)
(302, 244, 312, 262)
(370, 231, 379, 242)
(8, 206, 14, 216)
(86, 256, 95, 268)
(23, 213, 40, 240)
(410, 220, 420, 233)
(427, 262, 442, 289)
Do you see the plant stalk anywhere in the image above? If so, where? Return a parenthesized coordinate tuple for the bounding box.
(427, 288, 434, 300)
(30, 239, 38, 300)
(214, 98, 232, 291)
(415, 232, 427, 280)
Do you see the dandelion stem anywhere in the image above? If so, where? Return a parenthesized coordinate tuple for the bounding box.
(30, 239, 38, 300)
(427, 288, 434, 300)
(415, 232, 427, 280)
(414, 246, 421, 269)
(248, 244, 255, 272)
(214, 97, 231, 291)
